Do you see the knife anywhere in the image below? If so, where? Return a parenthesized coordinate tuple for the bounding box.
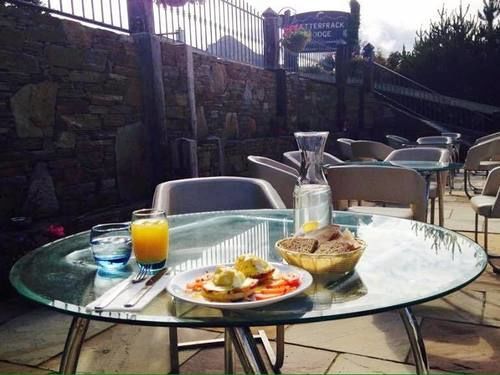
(94, 274, 135, 311)
(123, 268, 169, 308)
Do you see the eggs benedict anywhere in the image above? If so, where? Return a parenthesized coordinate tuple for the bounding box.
(201, 266, 258, 302)
(235, 255, 275, 281)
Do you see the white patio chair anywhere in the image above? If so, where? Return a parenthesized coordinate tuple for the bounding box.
(351, 140, 395, 161)
(248, 155, 298, 208)
(327, 165, 427, 222)
(470, 166, 500, 274)
(283, 150, 343, 171)
(385, 147, 451, 225)
(152, 176, 286, 373)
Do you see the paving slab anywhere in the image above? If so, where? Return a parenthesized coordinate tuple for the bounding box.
(0, 297, 38, 325)
(419, 318, 500, 373)
(483, 291, 500, 328)
(0, 360, 51, 374)
(413, 290, 484, 325)
(464, 265, 500, 293)
(180, 343, 336, 374)
(284, 312, 414, 362)
(0, 307, 112, 366)
(328, 353, 417, 374)
(40, 325, 222, 373)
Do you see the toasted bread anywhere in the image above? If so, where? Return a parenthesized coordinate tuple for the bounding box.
(201, 278, 258, 302)
(280, 237, 318, 253)
(316, 239, 360, 254)
(303, 224, 341, 244)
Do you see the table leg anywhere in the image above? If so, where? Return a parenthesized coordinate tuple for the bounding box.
(437, 172, 444, 226)
(259, 325, 284, 372)
(228, 327, 269, 374)
(224, 329, 234, 374)
(422, 173, 431, 223)
(168, 327, 180, 374)
(59, 316, 90, 375)
(399, 307, 429, 375)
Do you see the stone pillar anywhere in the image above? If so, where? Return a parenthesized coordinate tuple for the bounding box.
(262, 8, 280, 70)
(127, 0, 168, 186)
(362, 43, 375, 93)
(335, 45, 348, 131)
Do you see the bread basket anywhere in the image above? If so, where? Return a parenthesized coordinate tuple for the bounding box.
(275, 238, 366, 275)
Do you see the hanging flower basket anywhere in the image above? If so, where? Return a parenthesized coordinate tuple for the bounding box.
(156, 0, 204, 7)
(281, 25, 312, 53)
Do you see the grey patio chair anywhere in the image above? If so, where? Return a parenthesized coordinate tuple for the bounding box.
(385, 147, 451, 225)
(248, 155, 298, 208)
(351, 140, 395, 161)
(336, 138, 354, 160)
(327, 165, 427, 222)
(386, 134, 411, 149)
(474, 131, 500, 145)
(470, 166, 500, 274)
(283, 150, 343, 171)
(464, 137, 500, 198)
(153, 176, 285, 214)
(441, 132, 461, 161)
(152, 176, 286, 373)
(416, 136, 453, 146)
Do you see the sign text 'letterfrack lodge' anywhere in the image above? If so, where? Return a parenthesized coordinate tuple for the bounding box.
(283, 11, 350, 53)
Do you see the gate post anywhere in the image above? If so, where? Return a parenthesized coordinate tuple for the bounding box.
(127, 0, 168, 186)
(263, 8, 280, 69)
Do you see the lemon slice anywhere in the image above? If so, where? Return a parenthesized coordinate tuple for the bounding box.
(302, 221, 319, 233)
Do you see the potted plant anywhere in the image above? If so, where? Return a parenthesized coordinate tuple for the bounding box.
(282, 25, 312, 53)
(155, 0, 205, 7)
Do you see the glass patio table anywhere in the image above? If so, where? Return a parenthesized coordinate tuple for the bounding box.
(10, 210, 486, 374)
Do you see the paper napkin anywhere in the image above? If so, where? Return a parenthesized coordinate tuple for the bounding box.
(85, 274, 171, 312)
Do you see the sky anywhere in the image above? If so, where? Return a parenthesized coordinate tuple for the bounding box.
(250, 0, 485, 55)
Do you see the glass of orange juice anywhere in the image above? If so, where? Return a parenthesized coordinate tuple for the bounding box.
(131, 209, 169, 273)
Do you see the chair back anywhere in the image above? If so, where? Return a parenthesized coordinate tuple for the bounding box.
(152, 176, 285, 215)
(464, 137, 500, 170)
(416, 136, 452, 145)
(385, 135, 410, 149)
(247, 156, 298, 208)
(474, 131, 500, 145)
(385, 147, 450, 163)
(351, 140, 394, 161)
(336, 138, 354, 160)
(441, 132, 461, 141)
(283, 150, 343, 170)
(327, 165, 427, 222)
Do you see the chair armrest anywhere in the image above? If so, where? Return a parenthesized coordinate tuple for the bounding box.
(483, 167, 500, 196)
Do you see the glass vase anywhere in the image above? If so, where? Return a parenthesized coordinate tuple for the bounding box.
(293, 131, 332, 234)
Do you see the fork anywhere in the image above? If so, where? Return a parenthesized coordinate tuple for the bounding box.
(132, 266, 149, 283)
(93, 268, 149, 310)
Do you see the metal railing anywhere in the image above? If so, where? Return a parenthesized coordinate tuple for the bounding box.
(281, 49, 335, 75)
(4, 0, 129, 32)
(154, 0, 264, 67)
(370, 62, 497, 132)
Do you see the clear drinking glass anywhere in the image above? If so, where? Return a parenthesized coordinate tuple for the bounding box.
(131, 209, 169, 273)
(90, 223, 132, 273)
(293, 131, 332, 234)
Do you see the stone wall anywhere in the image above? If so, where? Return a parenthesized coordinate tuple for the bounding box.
(0, 5, 146, 228)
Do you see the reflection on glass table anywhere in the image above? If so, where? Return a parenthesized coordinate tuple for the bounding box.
(10, 210, 486, 375)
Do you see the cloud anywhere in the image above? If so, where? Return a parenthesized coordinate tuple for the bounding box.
(361, 20, 418, 55)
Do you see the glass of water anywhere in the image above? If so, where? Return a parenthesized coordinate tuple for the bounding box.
(90, 223, 132, 273)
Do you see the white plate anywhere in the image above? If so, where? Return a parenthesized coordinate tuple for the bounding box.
(167, 263, 313, 310)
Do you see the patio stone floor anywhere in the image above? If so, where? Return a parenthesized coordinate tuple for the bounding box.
(1, 173, 499, 374)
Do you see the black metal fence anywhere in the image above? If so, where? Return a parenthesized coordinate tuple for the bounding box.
(5, 0, 129, 32)
(154, 0, 264, 67)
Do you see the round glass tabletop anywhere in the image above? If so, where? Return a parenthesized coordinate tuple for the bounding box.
(10, 210, 486, 327)
(342, 160, 462, 172)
